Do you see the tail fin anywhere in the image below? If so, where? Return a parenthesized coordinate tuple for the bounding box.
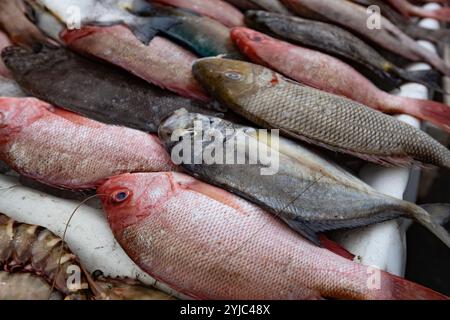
(393, 67, 446, 94)
(381, 272, 449, 300)
(394, 96, 450, 133)
(128, 16, 180, 45)
(409, 204, 450, 248)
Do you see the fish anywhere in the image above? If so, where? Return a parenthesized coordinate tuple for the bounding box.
(2, 46, 219, 132)
(0, 97, 175, 190)
(0, 75, 26, 97)
(244, 10, 444, 93)
(0, 30, 12, 78)
(231, 28, 450, 132)
(0, 0, 54, 48)
(281, 0, 450, 75)
(62, 25, 209, 102)
(226, 0, 292, 14)
(24, 0, 65, 43)
(0, 272, 62, 300)
(34, 0, 171, 44)
(153, 0, 245, 27)
(192, 58, 450, 170)
(128, 1, 244, 58)
(351, 0, 450, 44)
(97, 172, 449, 300)
(159, 109, 450, 247)
(387, 0, 450, 21)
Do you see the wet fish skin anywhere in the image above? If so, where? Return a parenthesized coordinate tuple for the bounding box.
(0, 0, 53, 49)
(24, 0, 65, 43)
(129, 2, 244, 59)
(192, 58, 450, 170)
(231, 27, 450, 132)
(2, 46, 218, 132)
(153, 0, 245, 27)
(98, 172, 449, 300)
(227, 0, 292, 14)
(244, 10, 443, 93)
(159, 110, 450, 246)
(62, 25, 209, 102)
(387, 0, 450, 21)
(281, 0, 450, 75)
(0, 30, 12, 78)
(0, 272, 61, 300)
(0, 97, 175, 190)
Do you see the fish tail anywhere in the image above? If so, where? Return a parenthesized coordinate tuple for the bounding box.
(378, 272, 448, 300)
(408, 203, 450, 248)
(390, 95, 450, 133)
(393, 67, 446, 94)
(128, 17, 179, 45)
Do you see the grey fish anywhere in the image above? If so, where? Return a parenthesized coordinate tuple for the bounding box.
(226, 0, 292, 14)
(281, 0, 450, 75)
(159, 109, 450, 247)
(351, 0, 450, 44)
(0, 75, 26, 97)
(192, 58, 450, 170)
(245, 10, 443, 93)
(2, 46, 220, 133)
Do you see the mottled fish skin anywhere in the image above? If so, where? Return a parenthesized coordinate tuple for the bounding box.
(0, 0, 53, 48)
(281, 0, 450, 75)
(159, 110, 450, 245)
(153, 0, 245, 27)
(1, 46, 218, 132)
(98, 172, 449, 300)
(0, 97, 175, 190)
(62, 25, 209, 102)
(192, 58, 450, 170)
(0, 30, 12, 78)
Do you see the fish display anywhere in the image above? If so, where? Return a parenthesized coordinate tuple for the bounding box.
(351, 0, 450, 44)
(0, 0, 53, 48)
(387, 0, 450, 21)
(159, 110, 450, 246)
(193, 58, 450, 170)
(226, 0, 292, 14)
(153, 0, 245, 27)
(62, 25, 209, 102)
(281, 0, 450, 75)
(2, 46, 218, 132)
(127, 1, 243, 58)
(231, 27, 450, 131)
(0, 76, 25, 97)
(0, 97, 175, 190)
(0, 213, 174, 300)
(98, 172, 448, 300)
(244, 11, 443, 92)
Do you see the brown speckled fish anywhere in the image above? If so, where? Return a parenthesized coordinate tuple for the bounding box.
(0, 97, 175, 190)
(192, 58, 450, 170)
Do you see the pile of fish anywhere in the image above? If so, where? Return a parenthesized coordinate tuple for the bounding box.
(0, 0, 449, 300)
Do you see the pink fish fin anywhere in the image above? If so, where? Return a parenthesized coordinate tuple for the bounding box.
(378, 272, 449, 300)
(318, 234, 355, 261)
(395, 98, 450, 133)
(280, 129, 418, 168)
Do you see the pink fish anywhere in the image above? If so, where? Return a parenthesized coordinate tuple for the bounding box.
(231, 27, 450, 133)
(387, 0, 450, 21)
(0, 98, 175, 190)
(98, 172, 448, 300)
(153, 0, 245, 27)
(62, 25, 209, 102)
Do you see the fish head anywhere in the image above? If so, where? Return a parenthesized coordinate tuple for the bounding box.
(98, 172, 196, 233)
(0, 97, 51, 143)
(193, 57, 271, 108)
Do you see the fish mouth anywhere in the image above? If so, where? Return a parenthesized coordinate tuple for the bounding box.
(157, 108, 192, 143)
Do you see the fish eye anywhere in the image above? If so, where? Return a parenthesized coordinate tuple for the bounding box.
(224, 71, 243, 81)
(110, 189, 131, 204)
